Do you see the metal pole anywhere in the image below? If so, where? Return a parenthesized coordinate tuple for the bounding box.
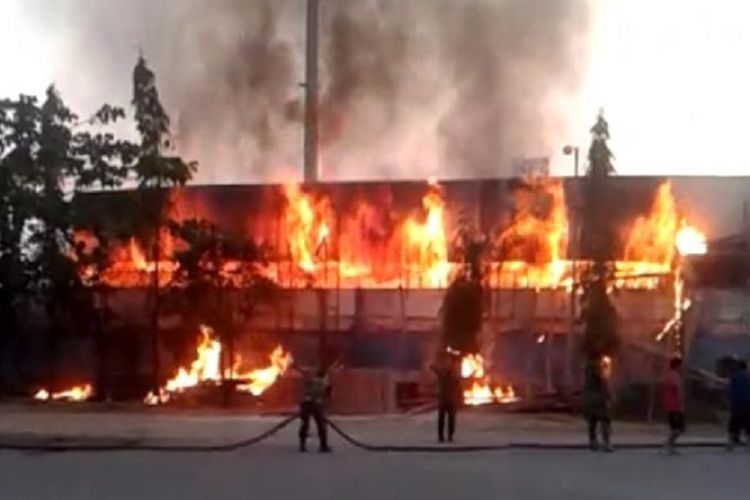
(303, 0, 320, 183)
(566, 147, 580, 390)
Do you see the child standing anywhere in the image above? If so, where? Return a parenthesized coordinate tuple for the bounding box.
(662, 356, 685, 455)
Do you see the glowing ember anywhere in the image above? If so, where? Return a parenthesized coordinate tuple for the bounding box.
(145, 325, 292, 405)
(460, 353, 517, 406)
(34, 384, 92, 402)
(33, 389, 49, 401)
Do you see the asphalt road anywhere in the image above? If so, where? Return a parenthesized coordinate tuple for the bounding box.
(1, 444, 748, 500)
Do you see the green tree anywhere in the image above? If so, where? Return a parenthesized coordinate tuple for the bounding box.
(31, 87, 136, 392)
(167, 219, 277, 405)
(131, 56, 196, 393)
(71, 105, 137, 400)
(0, 95, 41, 393)
(441, 276, 483, 355)
(0, 86, 137, 394)
(580, 111, 619, 360)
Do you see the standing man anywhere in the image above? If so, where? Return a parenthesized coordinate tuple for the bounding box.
(583, 356, 613, 452)
(728, 359, 750, 450)
(432, 352, 462, 443)
(297, 363, 340, 453)
(662, 356, 685, 455)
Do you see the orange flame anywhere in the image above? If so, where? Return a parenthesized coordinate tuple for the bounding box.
(235, 346, 294, 396)
(403, 184, 450, 288)
(283, 184, 332, 275)
(34, 384, 92, 402)
(620, 181, 706, 289)
(144, 325, 292, 405)
(496, 179, 569, 289)
(624, 182, 679, 266)
(460, 353, 517, 406)
(78, 179, 707, 293)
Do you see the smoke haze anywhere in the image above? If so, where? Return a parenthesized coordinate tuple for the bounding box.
(17, 0, 590, 184)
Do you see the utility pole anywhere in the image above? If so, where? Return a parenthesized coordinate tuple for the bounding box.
(563, 145, 580, 390)
(303, 0, 320, 183)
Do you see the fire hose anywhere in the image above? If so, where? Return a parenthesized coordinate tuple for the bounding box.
(0, 413, 299, 453)
(0, 414, 728, 454)
(324, 418, 728, 452)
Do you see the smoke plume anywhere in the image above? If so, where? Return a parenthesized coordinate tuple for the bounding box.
(19, 0, 590, 184)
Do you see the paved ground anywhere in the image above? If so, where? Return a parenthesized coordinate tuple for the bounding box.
(2, 443, 749, 500)
(0, 403, 726, 446)
(0, 405, 744, 500)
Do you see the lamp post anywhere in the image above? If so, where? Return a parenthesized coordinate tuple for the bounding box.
(563, 145, 580, 390)
(303, 0, 320, 183)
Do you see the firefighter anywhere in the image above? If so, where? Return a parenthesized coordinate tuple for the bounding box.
(583, 356, 613, 452)
(432, 352, 462, 443)
(296, 363, 340, 453)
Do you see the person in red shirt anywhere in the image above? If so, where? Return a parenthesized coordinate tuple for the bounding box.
(662, 356, 685, 454)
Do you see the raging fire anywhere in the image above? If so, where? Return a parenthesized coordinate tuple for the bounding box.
(144, 325, 292, 405)
(77, 179, 706, 294)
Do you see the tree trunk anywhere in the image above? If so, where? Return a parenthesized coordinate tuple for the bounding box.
(0, 295, 14, 397)
(151, 234, 162, 394)
(94, 290, 108, 401)
(46, 304, 62, 392)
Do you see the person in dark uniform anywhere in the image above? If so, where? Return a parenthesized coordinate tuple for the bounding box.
(583, 356, 613, 452)
(432, 353, 462, 443)
(296, 363, 340, 453)
(728, 359, 750, 450)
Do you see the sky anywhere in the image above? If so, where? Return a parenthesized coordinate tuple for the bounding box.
(1, 0, 749, 180)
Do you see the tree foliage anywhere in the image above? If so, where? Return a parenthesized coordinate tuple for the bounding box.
(441, 276, 483, 355)
(580, 111, 619, 360)
(132, 56, 195, 190)
(0, 83, 137, 392)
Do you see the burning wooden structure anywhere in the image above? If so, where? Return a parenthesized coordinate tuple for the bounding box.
(34, 175, 716, 412)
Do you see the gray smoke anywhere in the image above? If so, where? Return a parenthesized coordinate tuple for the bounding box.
(18, 0, 590, 184)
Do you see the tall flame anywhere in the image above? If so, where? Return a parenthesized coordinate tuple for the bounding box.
(403, 185, 450, 288)
(623, 182, 680, 266)
(284, 184, 332, 275)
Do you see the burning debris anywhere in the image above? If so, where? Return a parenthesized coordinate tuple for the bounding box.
(235, 346, 294, 397)
(144, 325, 292, 405)
(34, 385, 93, 403)
(461, 353, 517, 406)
